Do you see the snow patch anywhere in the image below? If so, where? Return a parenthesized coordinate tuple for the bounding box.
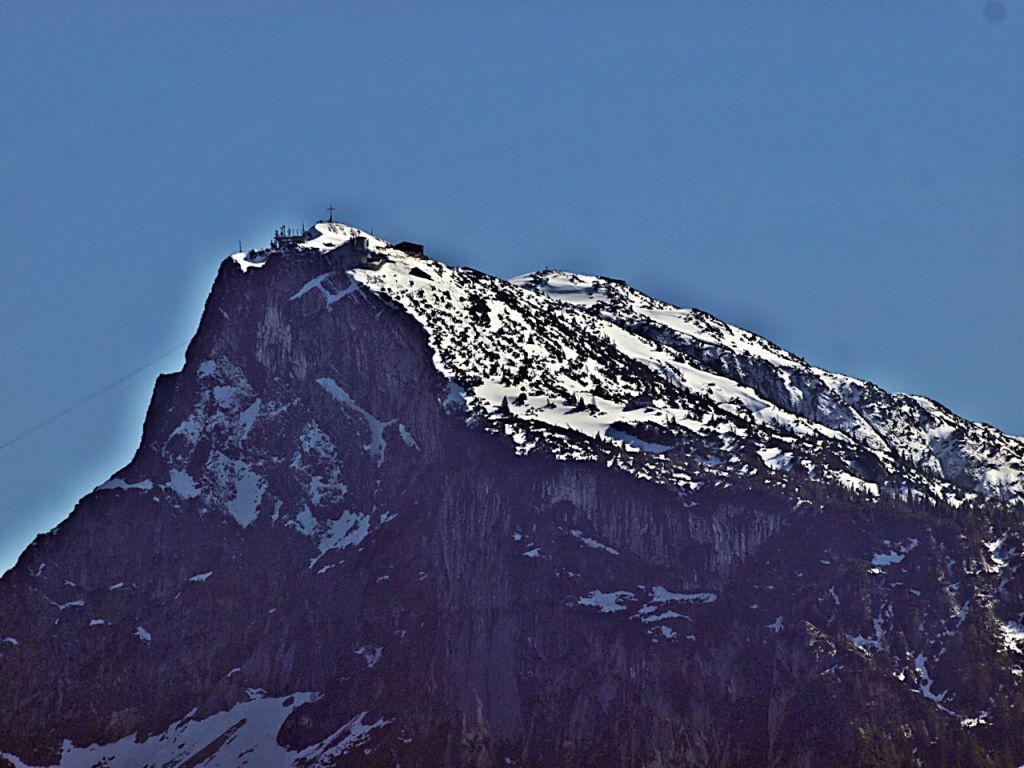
(578, 590, 635, 613)
(915, 653, 948, 703)
(317, 378, 395, 466)
(230, 250, 268, 273)
(995, 617, 1024, 654)
(757, 447, 792, 472)
(290, 271, 361, 306)
(316, 511, 371, 555)
(356, 645, 383, 669)
(868, 539, 919, 572)
(204, 453, 265, 527)
(569, 529, 619, 556)
(0, 691, 336, 768)
(166, 469, 200, 500)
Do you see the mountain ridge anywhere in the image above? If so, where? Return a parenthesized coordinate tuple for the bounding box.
(316, 222, 1021, 509)
(1, 219, 1022, 767)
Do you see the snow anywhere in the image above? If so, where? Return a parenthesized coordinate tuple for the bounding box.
(303, 710, 392, 765)
(578, 590, 635, 613)
(523, 547, 541, 558)
(851, 604, 891, 653)
(291, 272, 335, 300)
(915, 653, 947, 703)
(292, 506, 317, 537)
(2, 637, 18, 646)
(89, 619, 105, 627)
(315, 511, 371, 556)
(441, 381, 468, 413)
(225, 463, 264, 527)
(189, 571, 213, 582)
(365, 251, 897, 500)
(290, 271, 361, 306)
(213, 385, 239, 408)
(229, 250, 267, 273)
(0, 691, 389, 768)
(960, 711, 989, 728)
(995, 617, 1024, 654)
(872, 550, 905, 567)
(398, 423, 419, 449)
(298, 221, 390, 253)
(983, 534, 1018, 576)
(49, 598, 84, 610)
(107, 582, 124, 591)
(204, 453, 266, 527)
(166, 469, 200, 500)
(134, 626, 151, 642)
(169, 416, 201, 445)
(835, 471, 880, 498)
(757, 447, 793, 472)
(356, 645, 383, 669)
(767, 616, 784, 633)
(505, 270, 1022, 506)
(161, 359, 283, 529)
(869, 539, 919, 569)
(569, 529, 620, 556)
(238, 400, 260, 438)
(317, 378, 395, 466)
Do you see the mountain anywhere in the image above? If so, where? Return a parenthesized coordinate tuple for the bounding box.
(2, 220, 1023, 767)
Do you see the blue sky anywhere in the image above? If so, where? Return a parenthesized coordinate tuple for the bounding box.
(1, 1, 1021, 574)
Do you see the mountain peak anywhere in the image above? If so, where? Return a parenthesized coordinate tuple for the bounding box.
(299, 221, 391, 253)
(4, 219, 1022, 766)
(230, 219, 393, 273)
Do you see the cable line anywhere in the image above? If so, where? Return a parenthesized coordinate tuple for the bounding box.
(0, 342, 187, 453)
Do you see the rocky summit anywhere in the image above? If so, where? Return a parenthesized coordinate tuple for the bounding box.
(2, 220, 1023, 767)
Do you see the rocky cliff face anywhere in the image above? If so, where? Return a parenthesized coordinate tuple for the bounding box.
(1, 222, 1023, 767)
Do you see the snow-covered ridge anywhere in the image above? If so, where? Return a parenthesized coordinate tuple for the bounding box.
(299, 221, 390, 253)
(239, 221, 1024, 508)
(511, 269, 1023, 505)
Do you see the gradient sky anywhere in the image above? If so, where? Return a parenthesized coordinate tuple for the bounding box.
(1, 1, 1021, 574)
